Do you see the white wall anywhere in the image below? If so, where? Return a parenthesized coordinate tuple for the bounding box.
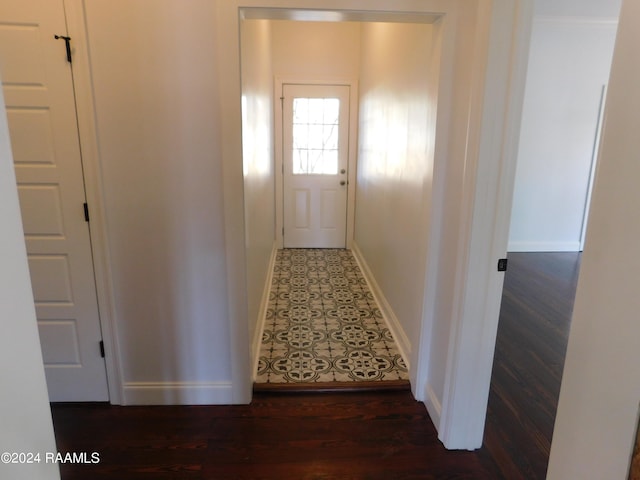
(0, 81, 59, 480)
(355, 21, 435, 368)
(240, 19, 276, 375)
(547, 0, 640, 476)
(271, 20, 361, 79)
(508, 18, 617, 252)
(425, 6, 479, 425)
(84, 0, 232, 404)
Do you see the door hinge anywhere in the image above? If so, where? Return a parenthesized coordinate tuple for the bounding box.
(99, 340, 105, 358)
(83, 202, 90, 222)
(54, 35, 72, 63)
(282, 227, 284, 236)
(497, 258, 508, 272)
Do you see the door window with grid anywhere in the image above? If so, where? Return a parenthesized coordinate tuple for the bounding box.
(292, 97, 340, 175)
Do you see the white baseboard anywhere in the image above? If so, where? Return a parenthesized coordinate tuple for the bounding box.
(122, 381, 233, 405)
(351, 242, 411, 369)
(252, 242, 278, 381)
(424, 382, 442, 430)
(507, 240, 581, 252)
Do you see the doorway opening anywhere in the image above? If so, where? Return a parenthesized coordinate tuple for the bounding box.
(485, 1, 621, 475)
(239, 10, 443, 394)
(223, 0, 533, 450)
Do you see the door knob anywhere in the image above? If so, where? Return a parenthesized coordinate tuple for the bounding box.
(340, 180, 346, 186)
(340, 169, 346, 174)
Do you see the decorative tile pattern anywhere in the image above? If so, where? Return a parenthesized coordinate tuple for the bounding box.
(256, 249, 409, 384)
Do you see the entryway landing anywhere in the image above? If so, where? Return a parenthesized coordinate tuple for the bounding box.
(255, 249, 409, 392)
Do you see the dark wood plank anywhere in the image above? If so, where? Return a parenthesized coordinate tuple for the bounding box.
(483, 252, 581, 480)
(51, 391, 500, 479)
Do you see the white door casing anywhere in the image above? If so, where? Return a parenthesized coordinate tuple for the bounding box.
(282, 83, 350, 248)
(0, 0, 109, 401)
(223, 2, 534, 448)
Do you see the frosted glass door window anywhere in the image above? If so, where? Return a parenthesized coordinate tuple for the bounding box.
(292, 98, 340, 174)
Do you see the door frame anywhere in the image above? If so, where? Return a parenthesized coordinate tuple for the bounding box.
(275, 77, 359, 249)
(59, 0, 124, 404)
(579, 84, 607, 251)
(220, 0, 533, 450)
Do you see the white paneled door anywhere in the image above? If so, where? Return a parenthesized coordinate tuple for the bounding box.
(0, 0, 109, 401)
(283, 84, 350, 248)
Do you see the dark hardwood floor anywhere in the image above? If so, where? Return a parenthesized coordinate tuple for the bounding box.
(52, 392, 499, 479)
(50, 252, 580, 479)
(483, 252, 581, 479)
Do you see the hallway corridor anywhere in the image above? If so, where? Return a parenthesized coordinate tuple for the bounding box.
(255, 249, 409, 388)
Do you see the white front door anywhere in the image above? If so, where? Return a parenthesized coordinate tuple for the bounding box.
(282, 84, 350, 248)
(0, 0, 109, 401)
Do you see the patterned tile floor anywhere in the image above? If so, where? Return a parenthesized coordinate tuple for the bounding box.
(256, 249, 409, 384)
